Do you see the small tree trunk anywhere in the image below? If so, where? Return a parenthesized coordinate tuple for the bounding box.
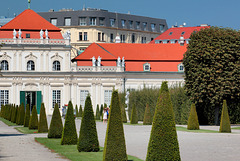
(214, 106, 220, 125)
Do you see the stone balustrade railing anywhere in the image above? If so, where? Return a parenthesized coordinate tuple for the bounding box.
(77, 66, 124, 72)
(0, 38, 70, 46)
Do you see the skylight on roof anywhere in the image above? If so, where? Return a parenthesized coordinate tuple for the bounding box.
(181, 32, 185, 35)
(169, 32, 173, 35)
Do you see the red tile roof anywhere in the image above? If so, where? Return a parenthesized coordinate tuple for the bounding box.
(149, 26, 210, 43)
(73, 43, 187, 72)
(0, 9, 61, 31)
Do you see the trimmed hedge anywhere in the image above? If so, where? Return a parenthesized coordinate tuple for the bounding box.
(146, 81, 180, 161)
(24, 104, 30, 127)
(11, 105, 16, 123)
(121, 104, 127, 123)
(16, 105, 21, 125)
(95, 105, 100, 120)
(143, 104, 152, 125)
(48, 103, 63, 138)
(13, 105, 18, 123)
(187, 104, 199, 130)
(29, 105, 38, 130)
(75, 105, 79, 117)
(130, 104, 138, 124)
(78, 95, 99, 152)
(219, 100, 231, 133)
(103, 90, 127, 161)
(19, 103, 25, 125)
(79, 105, 83, 117)
(38, 103, 48, 133)
(61, 101, 78, 145)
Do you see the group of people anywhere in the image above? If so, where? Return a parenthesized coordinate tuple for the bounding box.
(103, 107, 109, 123)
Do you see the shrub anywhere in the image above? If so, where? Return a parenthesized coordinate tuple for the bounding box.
(219, 100, 231, 133)
(61, 101, 78, 145)
(38, 103, 48, 133)
(75, 105, 79, 117)
(16, 105, 21, 125)
(19, 103, 25, 125)
(11, 105, 16, 123)
(13, 105, 18, 123)
(143, 104, 152, 125)
(187, 104, 199, 130)
(130, 104, 138, 124)
(24, 104, 30, 127)
(146, 81, 180, 161)
(78, 95, 99, 152)
(79, 105, 83, 117)
(121, 104, 127, 123)
(29, 105, 38, 130)
(48, 103, 63, 138)
(8, 105, 13, 121)
(95, 105, 100, 120)
(103, 90, 127, 161)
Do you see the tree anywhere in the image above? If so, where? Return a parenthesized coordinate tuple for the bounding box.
(11, 105, 16, 123)
(130, 104, 138, 124)
(100, 104, 104, 119)
(219, 100, 231, 133)
(75, 105, 79, 117)
(121, 104, 127, 123)
(24, 104, 30, 127)
(19, 103, 25, 125)
(16, 105, 21, 125)
(29, 105, 38, 130)
(13, 105, 18, 123)
(95, 104, 100, 120)
(78, 95, 99, 152)
(183, 27, 240, 125)
(61, 101, 78, 145)
(38, 103, 48, 133)
(48, 103, 63, 138)
(146, 81, 180, 161)
(103, 90, 127, 161)
(143, 104, 152, 125)
(79, 105, 83, 117)
(187, 104, 199, 130)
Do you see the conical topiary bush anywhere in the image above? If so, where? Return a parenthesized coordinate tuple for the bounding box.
(19, 103, 25, 125)
(130, 104, 138, 124)
(11, 105, 16, 123)
(103, 90, 127, 161)
(16, 105, 21, 125)
(219, 100, 231, 133)
(13, 105, 18, 123)
(24, 104, 30, 127)
(61, 101, 78, 145)
(146, 81, 181, 161)
(121, 104, 127, 123)
(187, 103, 199, 130)
(75, 105, 79, 118)
(95, 104, 100, 120)
(100, 104, 104, 120)
(143, 104, 152, 125)
(48, 103, 63, 138)
(79, 105, 83, 117)
(78, 95, 99, 152)
(29, 105, 38, 130)
(38, 103, 48, 133)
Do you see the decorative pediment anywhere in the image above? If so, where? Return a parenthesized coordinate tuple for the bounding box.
(0, 52, 12, 60)
(25, 52, 37, 60)
(51, 52, 63, 60)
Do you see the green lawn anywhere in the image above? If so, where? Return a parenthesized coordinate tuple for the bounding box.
(15, 127, 38, 134)
(0, 117, 18, 126)
(35, 138, 143, 161)
(176, 126, 219, 133)
(231, 126, 240, 130)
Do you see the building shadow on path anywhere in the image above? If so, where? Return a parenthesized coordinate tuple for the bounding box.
(0, 133, 24, 137)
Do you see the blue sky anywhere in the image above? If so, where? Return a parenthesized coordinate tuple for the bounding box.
(0, 0, 239, 30)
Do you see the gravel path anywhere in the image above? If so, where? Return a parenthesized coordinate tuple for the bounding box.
(1, 116, 240, 161)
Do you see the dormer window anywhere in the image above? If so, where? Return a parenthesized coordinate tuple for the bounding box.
(169, 32, 173, 35)
(178, 63, 184, 72)
(144, 63, 150, 71)
(26, 33, 30, 38)
(181, 32, 185, 35)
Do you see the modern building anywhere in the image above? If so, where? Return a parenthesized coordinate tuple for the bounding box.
(0, 16, 13, 27)
(38, 8, 168, 58)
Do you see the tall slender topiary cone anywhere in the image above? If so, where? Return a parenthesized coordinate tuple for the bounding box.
(38, 103, 48, 133)
(130, 104, 138, 124)
(29, 105, 38, 130)
(10, 105, 15, 122)
(187, 103, 199, 130)
(19, 103, 25, 125)
(103, 90, 127, 161)
(95, 104, 100, 120)
(143, 104, 152, 125)
(75, 105, 79, 118)
(48, 103, 63, 138)
(121, 104, 127, 123)
(100, 104, 104, 120)
(61, 101, 78, 145)
(78, 95, 99, 152)
(24, 104, 30, 127)
(13, 105, 18, 123)
(146, 81, 181, 161)
(79, 105, 83, 117)
(16, 105, 21, 125)
(8, 105, 13, 121)
(219, 100, 231, 133)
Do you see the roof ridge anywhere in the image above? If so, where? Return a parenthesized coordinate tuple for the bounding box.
(95, 43, 117, 58)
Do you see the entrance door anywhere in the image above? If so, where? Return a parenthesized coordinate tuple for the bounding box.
(20, 91, 42, 114)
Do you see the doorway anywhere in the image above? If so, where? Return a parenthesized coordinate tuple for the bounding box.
(20, 91, 42, 114)
(26, 91, 36, 112)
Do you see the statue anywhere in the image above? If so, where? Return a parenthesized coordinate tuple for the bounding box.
(66, 30, 71, 39)
(28, 0, 31, 9)
(117, 56, 121, 67)
(45, 29, 48, 39)
(97, 56, 101, 66)
(92, 56, 96, 66)
(13, 29, 17, 39)
(125, 91, 130, 105)
(18, 29, 22, 39)
(40, 29, 44, 39)
(122, 57, 125, 67)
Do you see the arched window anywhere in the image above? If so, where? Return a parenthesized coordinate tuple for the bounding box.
(1, 60, 9, 70)
(143, 63, 150, 72)
(178, 63, 184, 72)
(27, 60, 35, 71)
(53, 61, 61, 71)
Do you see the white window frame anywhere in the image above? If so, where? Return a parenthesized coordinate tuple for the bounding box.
(1, 60, 8, 70)
(151, 23, 156, 32)
(0, 90, 9, 108)
(90, 17, 96, 26)
(84, 32, 88, 41)
(104, 90, 112, 107)
(53, 61, 61, 71)
(136, 21, 140, 30)
(178, 63, 184, 72)
(50, 18, 57, 26)
(143, 22, 147, 31)
(79, 17, 86, 26)
(80, 90, 89, 108)
(52, 90, 61, 108)
(121, 19, 126, 28)
(129, 20, 133, 29)
(143, 63, 150, 71)
(27, 60, 35, 71)
(110, 18, 115, 27)
(64, 18, 71, 26)
(99, 17, 105, 26)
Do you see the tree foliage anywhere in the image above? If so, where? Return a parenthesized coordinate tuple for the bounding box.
(75, 105, 79, 117)
(38, 103, 48, 133)
(95, 104, 100, 120)
(130, 104, 138, 124)
(79, 105, 83, 117)
(219, 100, 231, 133)
(143, 104, 152, 125)
(24, 104, 30, 127)
(29, 105, 38, 130)
(146, 81, 180, 161)
(183, 27, 240, 125)
(187, 104, 199, 130)
(48, 103, 63, 138)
